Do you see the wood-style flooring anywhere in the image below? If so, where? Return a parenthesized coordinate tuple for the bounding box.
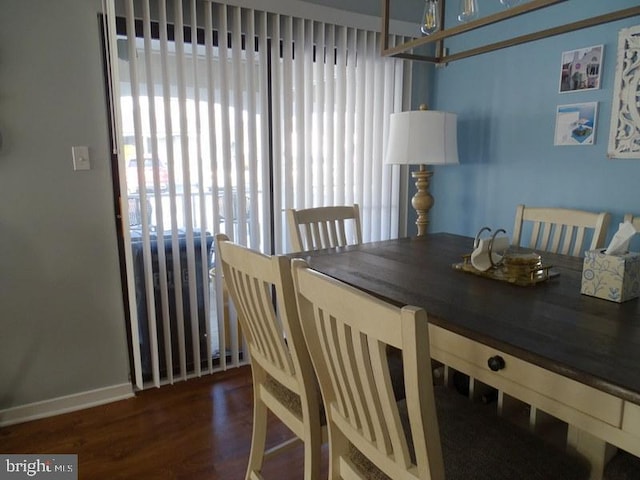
(1, 366, 327, 479)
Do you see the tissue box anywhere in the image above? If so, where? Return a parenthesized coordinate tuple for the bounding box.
(581, 250, 640, 303)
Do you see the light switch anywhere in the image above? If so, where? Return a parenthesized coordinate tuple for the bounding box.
(72, 146, 90, 171)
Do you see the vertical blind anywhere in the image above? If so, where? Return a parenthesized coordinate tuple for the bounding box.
(104, 0, 410, 389)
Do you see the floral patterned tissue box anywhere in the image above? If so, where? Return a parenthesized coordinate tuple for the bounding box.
(581, 250, 640, 303)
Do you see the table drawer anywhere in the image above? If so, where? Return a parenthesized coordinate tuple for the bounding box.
(429, 325, 623, 427)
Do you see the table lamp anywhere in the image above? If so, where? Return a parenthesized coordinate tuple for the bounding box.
(385, 104, 458, 236)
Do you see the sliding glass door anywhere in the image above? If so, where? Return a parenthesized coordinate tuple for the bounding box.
(104, 0, 409, 389)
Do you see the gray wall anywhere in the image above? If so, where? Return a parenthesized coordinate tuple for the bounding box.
(0, 0, 130, 411)
(0, 0, 420, 415)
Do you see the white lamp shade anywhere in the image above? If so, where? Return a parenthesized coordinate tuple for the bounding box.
(385, 110, 459, 166)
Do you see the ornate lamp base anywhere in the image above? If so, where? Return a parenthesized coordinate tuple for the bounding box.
(411, 165, 434, 237)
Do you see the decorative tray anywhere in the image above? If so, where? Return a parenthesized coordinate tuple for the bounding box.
(452, 254, 557, 287)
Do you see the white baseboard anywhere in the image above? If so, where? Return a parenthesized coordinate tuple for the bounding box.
(0, 383, 135, 427)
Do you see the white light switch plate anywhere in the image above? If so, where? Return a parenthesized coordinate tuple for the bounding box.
(72, 146, 90, 171)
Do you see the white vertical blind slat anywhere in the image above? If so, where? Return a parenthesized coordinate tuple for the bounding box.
(245, 9, 259, 251)
(190, 1, 212, 375)
(380, 41, 395, 240)
(203, 3, 228, 371)
(303, 19, 314, 208)
(219, 6, 235, 241)
(189, 0, 211, 377)
(231, 7, 247, 248)
(229, 6, 245, 366)
(293, 18, 305, 209)
(362, 31, 375, 241)
(344, 28, 357, 208)
(125, 0, 163, 388)
(353, 30, 366, 227)
(324, 24, 335, 205)
(270, 13, 284, 254)
(172, 0, 194, 380)
(314, 24, 325, 206)
(159, 1, 181, 386)
(282, 17, 294, 225)
(334, 25, 347, 205)
(142, 0, 174, 384)
(257, 10, 271, 255)
(371, 32, 385, 240)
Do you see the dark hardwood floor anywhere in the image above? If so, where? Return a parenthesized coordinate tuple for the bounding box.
(1, 366, 327, 479)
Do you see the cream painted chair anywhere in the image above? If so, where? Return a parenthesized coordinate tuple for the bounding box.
(623, 213, 640, 231)
(286, 204, 362, 252)
(215, 235, 324, 480)
(512, 204, 610, 256)
(292, 258, 589, 480)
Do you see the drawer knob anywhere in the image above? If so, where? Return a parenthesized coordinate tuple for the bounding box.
(488, 355, 506, 371)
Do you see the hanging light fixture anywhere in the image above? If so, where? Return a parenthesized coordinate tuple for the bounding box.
(457, 0, 479, 23)
(421, 0, 441, 36)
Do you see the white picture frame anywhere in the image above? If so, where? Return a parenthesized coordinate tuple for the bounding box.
(558, 45, 603, 93)
(554, 102, 598, 146)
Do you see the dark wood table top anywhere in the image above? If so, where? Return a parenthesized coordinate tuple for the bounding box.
(292, 233, 640, 405)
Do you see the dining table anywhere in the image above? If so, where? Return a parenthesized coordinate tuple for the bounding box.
(291, 232, 640, 480)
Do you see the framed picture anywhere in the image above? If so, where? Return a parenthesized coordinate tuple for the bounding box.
(559, 45, 603, 93)
(554, 102, 598, 146)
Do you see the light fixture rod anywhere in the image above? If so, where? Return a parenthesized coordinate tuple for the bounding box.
(442, 5, 640, 63)
(381, 1, 640, 64)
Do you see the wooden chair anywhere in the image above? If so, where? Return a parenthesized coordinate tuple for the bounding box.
(512, 204, 610, 256)
(215, 235, 324, 480)
(623, 213, 640, 231)
(286, 204, 362, 252)
(292, 258, 589, 480)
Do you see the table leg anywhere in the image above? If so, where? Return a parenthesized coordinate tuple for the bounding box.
(567, 425, 617, 480)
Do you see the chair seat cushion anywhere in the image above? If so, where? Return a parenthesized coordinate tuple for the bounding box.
(349, 386, 589, 480)
(604, 450, 640, 480)
(264, 375, 326, 425)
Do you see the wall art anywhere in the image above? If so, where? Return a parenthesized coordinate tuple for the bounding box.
(554, 102, 598, 146)
(608, 25, 640, 159)
(559, 45, 603, 93)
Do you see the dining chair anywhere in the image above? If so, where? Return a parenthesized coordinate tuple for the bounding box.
(291, 258, 590, 480)
(215, 235, 325, 480)
(623, 213, 640, 231)
(512, 204, 611, 256)
(286, 204, 362, 252)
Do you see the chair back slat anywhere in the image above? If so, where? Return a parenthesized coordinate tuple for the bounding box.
(293, 259, 444, 479)
(624, 213, 640, 232)
(570, 226, 587, 256)
(216, 235, 321, 395)
(513, 204, 610, 257)
(287, 204, 362, 252)
(223, 250, 296, 381)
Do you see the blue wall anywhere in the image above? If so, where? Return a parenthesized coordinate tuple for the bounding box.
(424, 1, 640, 245)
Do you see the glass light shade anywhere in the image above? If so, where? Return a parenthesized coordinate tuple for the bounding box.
(500, 0, 520, 7)
(421, 0, 440, 36)
(457, 0, 479, 23)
